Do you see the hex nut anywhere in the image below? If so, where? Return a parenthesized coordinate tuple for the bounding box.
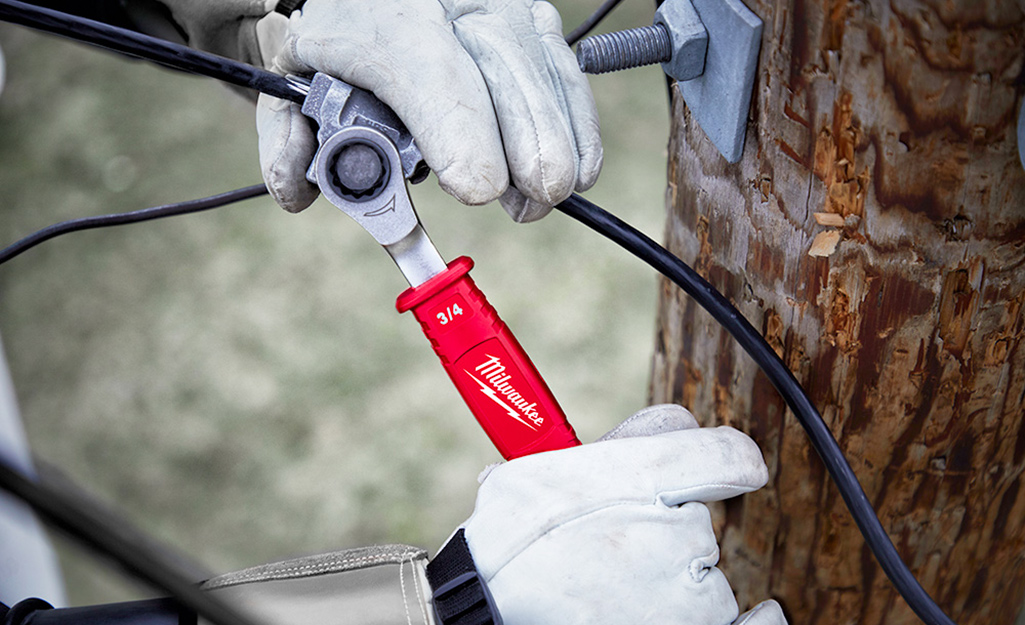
(654, 0, 708, 82)
(332, 141, 388, 200)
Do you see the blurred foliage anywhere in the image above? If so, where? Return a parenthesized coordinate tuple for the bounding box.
(0, 0, 669, 605)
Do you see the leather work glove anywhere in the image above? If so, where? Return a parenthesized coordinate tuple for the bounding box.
(137, 0, 601, 219)
(135, 0, 278, 68)
(202, 405, 785, 625)
(440, 404, 788, 625)
(255, 0, 603, 221)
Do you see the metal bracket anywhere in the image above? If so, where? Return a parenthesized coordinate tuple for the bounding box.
(298, 73, 428, 185)
(675, 0, 762, 163)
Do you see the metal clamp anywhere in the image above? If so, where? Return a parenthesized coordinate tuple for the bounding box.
(576, 0, 763, 163)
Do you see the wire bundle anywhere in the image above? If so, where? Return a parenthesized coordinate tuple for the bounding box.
(0, 2, 958, 625)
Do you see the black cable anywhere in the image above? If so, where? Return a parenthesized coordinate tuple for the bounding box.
(0, 2, 959, 623)
(0, 460, 250, 625)
(0, 0, 626, 91)
(0, 185, 269, 265)
(565, 0, 628, 46)
(0, 0, 304, 103)
(555, 193, 957, 625)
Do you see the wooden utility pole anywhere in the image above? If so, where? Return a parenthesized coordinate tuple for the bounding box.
(649, 1, 1025, 623)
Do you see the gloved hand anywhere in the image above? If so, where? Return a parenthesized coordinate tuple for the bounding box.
(198, 406, 785, 625)
(141, 0, 276, 69)
(256, 0, 602, 221)
(451, 404, 788, 625)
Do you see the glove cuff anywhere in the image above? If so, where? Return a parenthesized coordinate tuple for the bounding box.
(274, 0, 307, 15)
(201, 545, 436, 625)
(427, 530, 502, 625)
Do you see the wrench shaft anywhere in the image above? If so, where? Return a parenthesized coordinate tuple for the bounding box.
(384, 225, 447, 287)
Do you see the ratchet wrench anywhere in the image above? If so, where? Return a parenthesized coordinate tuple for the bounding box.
(295, 73, 581, 460)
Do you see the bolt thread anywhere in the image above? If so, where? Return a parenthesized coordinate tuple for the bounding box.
(575, 23, 671, 75)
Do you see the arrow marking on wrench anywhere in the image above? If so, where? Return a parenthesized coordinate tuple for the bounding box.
(366, 194, 396, 217)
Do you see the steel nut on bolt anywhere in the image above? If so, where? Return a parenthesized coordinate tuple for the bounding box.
(654, 0, 708, 82)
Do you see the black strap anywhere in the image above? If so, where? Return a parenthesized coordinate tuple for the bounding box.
(426, 530, 502, 625)
(273, 0, 305, 15)
(1, 598, 54, 625)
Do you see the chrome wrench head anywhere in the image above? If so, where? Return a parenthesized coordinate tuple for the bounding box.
(313, 124, 419, 246)
(300, 73, 445, 286)
(299, 73, 428, 185)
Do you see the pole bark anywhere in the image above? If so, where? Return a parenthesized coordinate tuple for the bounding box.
(649, 1, 1025, 623)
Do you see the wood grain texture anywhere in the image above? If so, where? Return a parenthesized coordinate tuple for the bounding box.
(650, 1, 1025, 623)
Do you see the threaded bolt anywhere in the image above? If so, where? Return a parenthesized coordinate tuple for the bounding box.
(576, 23, 672, 75)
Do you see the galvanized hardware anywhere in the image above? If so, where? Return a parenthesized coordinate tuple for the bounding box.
(678, 0, 762, 163)
(300, 74, 445, 285)
(575, 3, 705, 82)
(575, 0, 762, 163)
(653, 0, 708, 83)
(575, 24, 673, 76)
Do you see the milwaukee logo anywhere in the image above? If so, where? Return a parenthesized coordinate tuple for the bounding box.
(465, 355, 545, 430)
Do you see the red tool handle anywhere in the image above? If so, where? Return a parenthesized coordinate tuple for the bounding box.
(396, 257, 581, 460)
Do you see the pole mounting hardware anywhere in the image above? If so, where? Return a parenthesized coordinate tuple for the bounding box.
(575, 0, 763, 163)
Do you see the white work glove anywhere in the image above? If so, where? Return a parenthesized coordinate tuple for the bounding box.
(145, 0, 276, 68)
(457, 404, 788, 625)
(256, 0, 603, 221)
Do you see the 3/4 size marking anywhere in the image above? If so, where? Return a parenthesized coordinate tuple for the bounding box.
(427, 294, 469, 330)
(436, 303, 464, 325)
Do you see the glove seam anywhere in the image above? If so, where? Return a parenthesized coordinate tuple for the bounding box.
(202, 547, 427, 589)
(535, 33, 577, 183)
(659, 483, 754, 505)
(400, 552, 433, 625)
(214, 552, 418, 585)
(448, 20, 554, 208)
(444, 6, 488, 25)
(409, 553, 434, 625)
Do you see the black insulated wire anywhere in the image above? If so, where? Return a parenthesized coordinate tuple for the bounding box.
(0, 185, 269, 265)
(565, 0, 628, 46)
(0, 0, 305, 103)
(555, 193, 957, 625)
(0, 2, 961, 624)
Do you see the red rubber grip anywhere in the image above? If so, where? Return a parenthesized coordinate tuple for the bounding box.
(396, 257, 581, 460)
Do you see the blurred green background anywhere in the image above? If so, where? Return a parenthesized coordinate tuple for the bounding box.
(0, 0, 669, 606)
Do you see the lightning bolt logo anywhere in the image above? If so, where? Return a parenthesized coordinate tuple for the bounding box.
(464, 370, 538, 431)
